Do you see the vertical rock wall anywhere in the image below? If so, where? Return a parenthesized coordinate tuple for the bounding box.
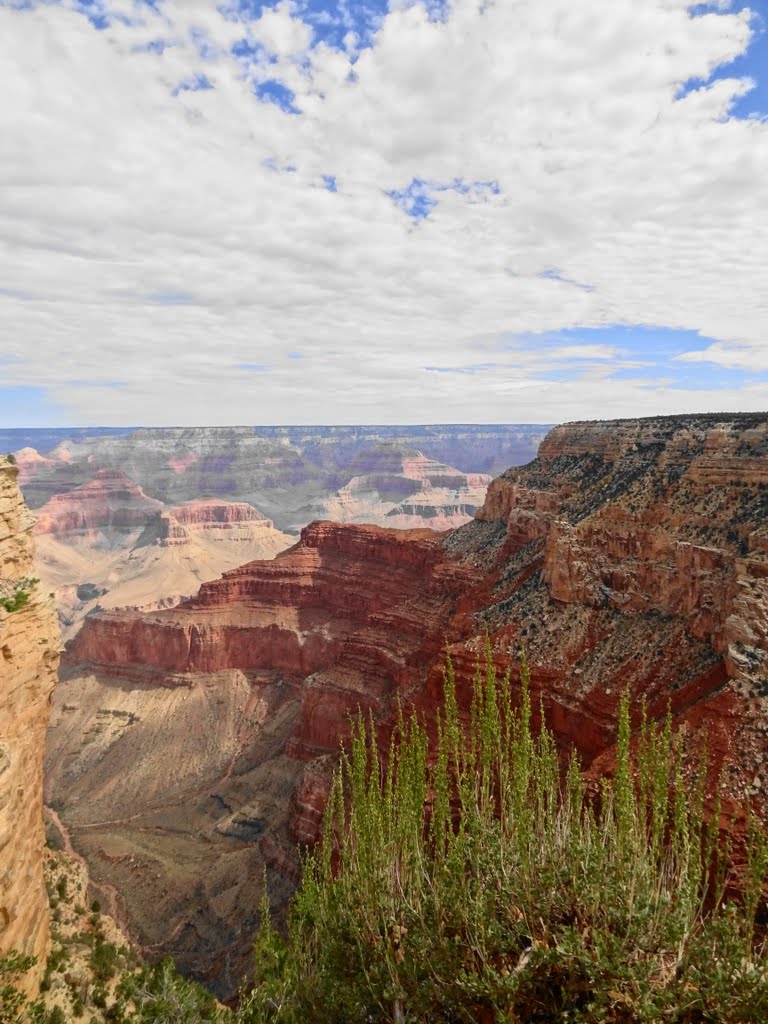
(0, 457, 60, 993)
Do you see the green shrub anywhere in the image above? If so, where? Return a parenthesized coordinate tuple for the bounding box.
(91, 938, 120, 982)
(244, 644, 768, 1023)
(115, 959, 226, 1023)
(0, 578, 38, 614)
(0, 950, 49, 1024)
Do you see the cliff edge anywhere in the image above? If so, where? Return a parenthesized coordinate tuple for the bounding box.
(0, 456, 60, 993)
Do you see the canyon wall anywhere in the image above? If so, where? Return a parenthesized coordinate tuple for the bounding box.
(51, 414, 768, 996)
(33, 493, 293, 642)
(0, 458, 60, 994)
(7, 425, 547, 532)
(12, 426, 545, 644)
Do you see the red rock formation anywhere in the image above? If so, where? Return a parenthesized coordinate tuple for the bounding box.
(67, 522, 480, 737)
(133, 499, 278, 548)
(169, 499, 274, 528)
(33, 471, 161, 537)
(66, 415, 768, 778)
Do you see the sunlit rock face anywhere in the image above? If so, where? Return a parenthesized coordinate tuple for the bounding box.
(11, 426, 547, 646)
(0, 458, 60, 996)
(50, 414, 768, 998)
(32, 491, 294, 642)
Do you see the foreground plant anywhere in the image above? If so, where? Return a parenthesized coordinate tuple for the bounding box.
(246, 644, 768, 1023)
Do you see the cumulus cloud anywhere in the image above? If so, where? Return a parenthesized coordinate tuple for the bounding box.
(0, 0, 766, 425)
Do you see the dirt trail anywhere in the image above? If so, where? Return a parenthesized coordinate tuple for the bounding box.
(45, 805, 128, 932)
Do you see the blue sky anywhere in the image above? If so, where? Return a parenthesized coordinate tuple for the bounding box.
(1, 0, 767, 426)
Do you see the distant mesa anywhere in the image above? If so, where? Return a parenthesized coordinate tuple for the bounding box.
(297, 443, 492, 532)
(34, 491, 293, 642)
(33, 470, 162, 537)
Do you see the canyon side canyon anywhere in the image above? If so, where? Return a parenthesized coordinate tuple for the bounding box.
(45, 413, 768, 999)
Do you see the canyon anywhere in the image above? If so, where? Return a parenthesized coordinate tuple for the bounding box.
(48, 413, 768, 998)
(34, 479, 293, 641)
(4, 425, 546, 533)
(0, 457, 60, 995)
(5, 426, 544, 641)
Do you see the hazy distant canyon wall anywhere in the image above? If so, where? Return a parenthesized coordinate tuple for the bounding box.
(0, 458, 60, 994)
(0, 426, 548, 523)
(5, 425, 546, 640)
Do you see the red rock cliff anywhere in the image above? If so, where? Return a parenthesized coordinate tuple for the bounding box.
(66, 415, 768, 794)
(33, 470, 161, 537)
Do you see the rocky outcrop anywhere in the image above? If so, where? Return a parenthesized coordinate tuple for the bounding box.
(303, 445, 492, 531)
(34, 499, 293, 642)
(66, 522, 477, 715)
(133, 499, 280, 549)
(33, 471, 162, 538)
(477, 414, 768, 690)
(0, 458, 60, 995)
(51, 414, 768, 996)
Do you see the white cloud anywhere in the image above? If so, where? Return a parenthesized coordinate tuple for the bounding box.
(0, 0, 766, 425)
(250, 1, 313, 59)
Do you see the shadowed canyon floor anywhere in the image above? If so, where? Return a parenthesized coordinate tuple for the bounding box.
(46, 414, 768, 998)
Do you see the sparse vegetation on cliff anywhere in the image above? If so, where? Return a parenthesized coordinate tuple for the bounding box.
(0, 577, 39, 614)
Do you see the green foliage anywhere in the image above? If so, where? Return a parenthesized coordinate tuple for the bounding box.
(0, 578, 38, 614)
(0, 951, 44, 1024)
(5, 453, 16, 465)
(115, 960, 228, 1023)
(91, 938, 120, 983)
(243, 645, 768, 1023)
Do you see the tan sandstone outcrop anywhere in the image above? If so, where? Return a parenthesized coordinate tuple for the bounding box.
(0, 457, 60, 994)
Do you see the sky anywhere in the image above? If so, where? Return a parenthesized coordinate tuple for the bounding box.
(1, 0, 767, 426)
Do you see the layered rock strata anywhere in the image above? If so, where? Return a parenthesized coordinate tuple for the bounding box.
(35, 498, 293, 642)
(0, 458, 60, 994)
(52, 414, 768, 995)
(33, 470, 162, 538)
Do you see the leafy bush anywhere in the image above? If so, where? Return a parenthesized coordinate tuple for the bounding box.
(91, 939, 120, 983)
(244, 645, 768, 1023)
(115, 960, 225, 1023)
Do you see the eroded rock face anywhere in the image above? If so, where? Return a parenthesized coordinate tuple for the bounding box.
(301, 445, 492, 531)
(51, 414, 768, 997)
(478, 414, 768, 689)
(34, 498, 293, 642)
(33, 471, 162, 538)
(5, 426, 548, 517)
(0, 458, 60, 994)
